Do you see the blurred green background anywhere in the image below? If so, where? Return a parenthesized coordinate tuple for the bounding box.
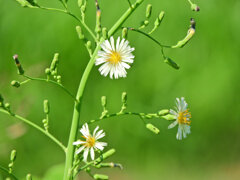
(0, 0, 240, 179)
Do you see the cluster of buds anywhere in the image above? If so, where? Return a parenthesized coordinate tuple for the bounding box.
(45, 53, 62, 84)
(42, 100, 50, 132)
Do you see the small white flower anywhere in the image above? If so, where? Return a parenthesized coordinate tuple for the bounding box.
(95, 36, 135, 79)
(168, 97, 191, 140)
(73, 123, 107, 162)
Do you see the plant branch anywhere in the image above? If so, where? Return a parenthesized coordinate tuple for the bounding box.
(0, 165, 18, 180)
(0, 109, 66, 153)
(22, 75, 78, 103)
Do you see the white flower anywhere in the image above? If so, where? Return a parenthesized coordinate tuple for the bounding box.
(73, 123, 107, 162)
(95, 36, 135, 79)
(168, 97, 191, 140)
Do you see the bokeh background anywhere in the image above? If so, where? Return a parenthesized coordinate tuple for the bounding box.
(0, 0, 240, 179)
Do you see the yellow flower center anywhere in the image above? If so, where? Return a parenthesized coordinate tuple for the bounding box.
(82, 136, 96, 147)
(107, 51, 121, 65)
(178, 110, 191, 125)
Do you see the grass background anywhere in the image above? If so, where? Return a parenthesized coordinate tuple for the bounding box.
(0, 0, 240, 179)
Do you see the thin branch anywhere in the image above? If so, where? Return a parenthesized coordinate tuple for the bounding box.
(22, 75, 78, 103)
(0, 165, 18, 180)
(0, 109, 66, 152)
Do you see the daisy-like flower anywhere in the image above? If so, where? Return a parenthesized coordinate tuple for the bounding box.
(73, 123, 107, 162)
(168, 97, 192, 140)
(95, 36, 135, 79)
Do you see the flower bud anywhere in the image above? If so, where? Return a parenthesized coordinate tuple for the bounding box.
(45, 68, 51, 75)
(121, 92, 127, 104)
(50, 53, 59, 71)
(162, 114, 176, 121)
(146, 4, 152, 18)
(122, 28, 128, 39)
(76, 26, 85, 40)
(78, 0, 84, 7)
(5, 103, 10, 109)
(191, 4, 200, 12)
(93, 174, 109, 180)
(95, 149, 116, 164)
(101, 96, 107, 108)
(164, 57, 180, 70)
(86, 41, 92, 50)
(13, 54, 25, 75)
(146, 123, 160, 134)
(11, 80, 21, 88)
(102, 27, 108, 39)
(158, 109, 169, 116)
(10, 150, 17, 162)
(26, 174, 32, 180)
(43, 100, 50, 114)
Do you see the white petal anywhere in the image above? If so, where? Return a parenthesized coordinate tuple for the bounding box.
(83, 148, 89, 162)
(93, 126, 99, 137)
(95, 129, 105, 140)
(90, 147, 95, 160)
(73, 140, 85, 145)
(116, 37, 121, 51)
(75, 146, 85, 155)
(110, 36, 115, 51)
(95, 142, 107, 151)
(80, 123, 90, 138)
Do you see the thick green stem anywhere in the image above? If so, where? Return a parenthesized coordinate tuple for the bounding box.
(63, 1, 144, 179)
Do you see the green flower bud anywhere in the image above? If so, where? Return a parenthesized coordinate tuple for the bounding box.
(76, 26, 85, 40)
(101, 96, 107, 107)
(146, 4, 152, 18)
(121, 92, 127, 104)
(86, 41, 92, 49)
(146, 123, 160, 134)
(11, 80, 21, 88)
(158, 109, 169, 116)
(122, 28, 128, 39)
(45, 68, 51, 75)
(5, 103, 10, 109)
(10, 150, 17, 162)
(13, 54, 25, 75)
(50, 53, 59, 71)
(26, 174, 32, 180)
(95, 149, 116, 164)
(162, 114, 176, 121)
(78, 0, 84, 7)
(57, 75, 61, 80)
(93, 174, 109, 180)
(43, 100, 50, 114)
(102, 27, 108, 39)
(164, 57, 180, 70)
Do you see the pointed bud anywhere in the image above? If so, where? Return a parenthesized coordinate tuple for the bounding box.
(50, 53, 59, 71)
(10, 150, 17, 162)
(121, 92, 127, 104)
(43, 100, 50, 114)
(102, 27, 108, 39)
(122, 28, 128, 39)
(13, 54, 25, 75)
(93, 174, 109, 180)
(26, 174, 32, 180)
(146, 4, 152, 18)
(76, 26, 85, 40)
(164, 57, 180, 70)
(78, 0, 84, 7)
(146, 123, 160, 134)
(161, 114, 176, 120)
(158, 109, 169, 116)
(11, 80, 21, 88)
(101, 96, 107, 108)
(95, 149, 116, 164)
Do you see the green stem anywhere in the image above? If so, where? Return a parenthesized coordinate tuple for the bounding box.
(88, 112, 146, 124)
(0, 165, 18, 180)
(39, 7, 97, 42)
(63, 1, 145, 179)
(0, 109, 66, 152)
(23, 75, 78, 102)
